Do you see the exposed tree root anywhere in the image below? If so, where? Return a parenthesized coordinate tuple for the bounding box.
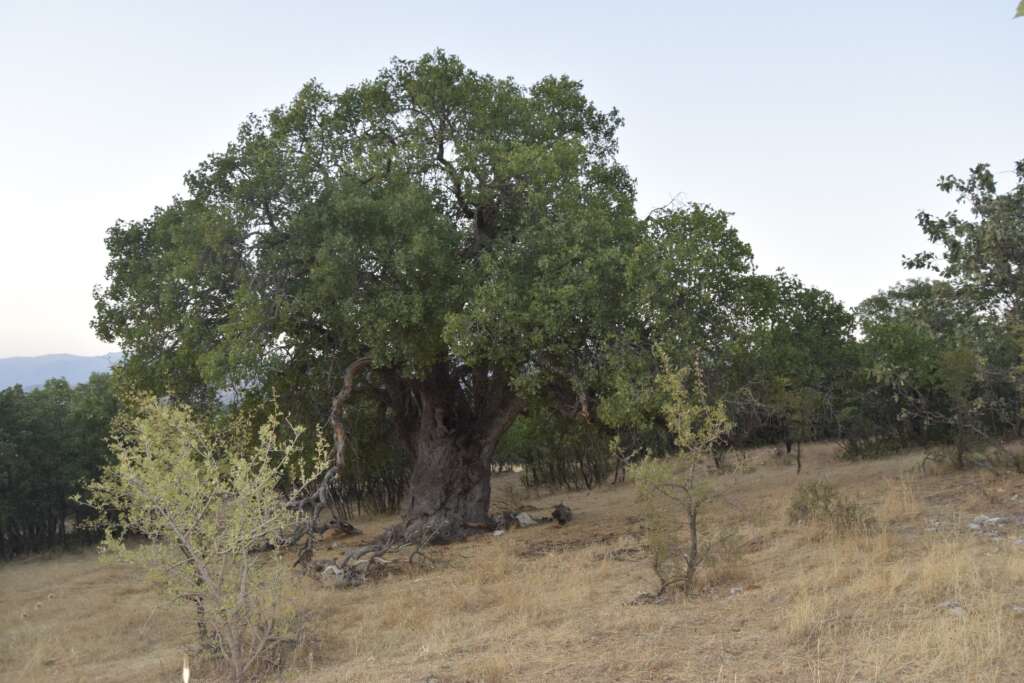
(297, 504, 575, 586)
(308, 526, 442, 588)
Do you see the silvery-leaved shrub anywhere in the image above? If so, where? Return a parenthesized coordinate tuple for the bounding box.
(81, 396, 329, 682)
(630, 353, 731, 596)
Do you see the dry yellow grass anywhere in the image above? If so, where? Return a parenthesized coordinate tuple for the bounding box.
(4, 443, 1024, 682)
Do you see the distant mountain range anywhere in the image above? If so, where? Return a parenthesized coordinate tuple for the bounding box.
(0, 353, 123, 391)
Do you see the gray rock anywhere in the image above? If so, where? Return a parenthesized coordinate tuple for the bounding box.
(971, 514, 1007, 527)
(494, 511, 517, 530)
(320, 564, 364, 589)
(514, 512, 537, 527)
(938, 600, 967, 617)
(552, 503, 573, 526)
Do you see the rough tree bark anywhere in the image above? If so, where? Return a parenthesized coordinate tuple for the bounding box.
(399, 372, 523, 542)
(329, 356, 372, 468)
(324, 361, 526, 543)
(403, 435, 491, 540)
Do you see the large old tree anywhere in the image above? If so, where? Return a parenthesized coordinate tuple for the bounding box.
(94, 52, 753, 539)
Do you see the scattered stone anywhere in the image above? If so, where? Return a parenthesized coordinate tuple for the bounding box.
(938, 599, 967, 617)
(965, 513, 1024, 541)
(552, 503, 573, 526)
(1006, 604, 1024, 617)
(514, 512, 537, 527)
(972, 515, 1007, 526)
(320, 564, 364, 589)
(729, 586, 744, 597)
(493, 511, 518, 530)
(492, 529, 505, 537)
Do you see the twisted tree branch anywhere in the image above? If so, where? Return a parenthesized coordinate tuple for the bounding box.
(329, 356, 372, 467)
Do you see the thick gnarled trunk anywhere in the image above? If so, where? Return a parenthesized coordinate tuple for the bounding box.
(329, 359, 523, 543)
(404, 429, 493, 541)
(399, 371, 522, 542)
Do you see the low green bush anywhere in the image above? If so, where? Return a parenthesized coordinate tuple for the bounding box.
(787, 480, 875, 533)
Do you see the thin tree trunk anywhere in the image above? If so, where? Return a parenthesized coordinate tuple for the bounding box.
(684, 501, 700, 595)
(955, 412, 966, 469)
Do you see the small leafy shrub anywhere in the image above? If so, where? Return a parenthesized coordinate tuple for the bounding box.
(82, 397, 324, 682)
(633, 456, 699, 595)
(631, 354, 732, 596)
(787, 480, 875, 534)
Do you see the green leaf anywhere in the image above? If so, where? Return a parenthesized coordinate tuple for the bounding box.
(1017, 1, 1024, 18)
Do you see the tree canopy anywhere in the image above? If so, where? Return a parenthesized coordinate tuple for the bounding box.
(906, 160, 1024, 316)
(94, 51, 761, 538)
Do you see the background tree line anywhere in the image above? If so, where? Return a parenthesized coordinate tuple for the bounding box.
(0, 374, 118, 558)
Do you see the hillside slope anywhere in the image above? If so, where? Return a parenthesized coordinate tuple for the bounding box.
(0, 353, 122, 390)
(3, 444, 1024, 682)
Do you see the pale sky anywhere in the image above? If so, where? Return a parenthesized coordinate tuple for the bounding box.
(0, 1, 1021, 357)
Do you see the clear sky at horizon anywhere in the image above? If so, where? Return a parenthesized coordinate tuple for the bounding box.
(1, 1, 1021, 357)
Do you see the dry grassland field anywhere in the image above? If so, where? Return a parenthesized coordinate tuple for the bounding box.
(4, 443, 1024, 682)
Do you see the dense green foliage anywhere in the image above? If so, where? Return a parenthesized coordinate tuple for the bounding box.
(723, 272, 856, 451)
(495, 409, 617, 490)
(907, 161, 1024, 315)
(93, 50, 638, 409)
(0, 374, 118, 558)
(845, 163, 1024, 463)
